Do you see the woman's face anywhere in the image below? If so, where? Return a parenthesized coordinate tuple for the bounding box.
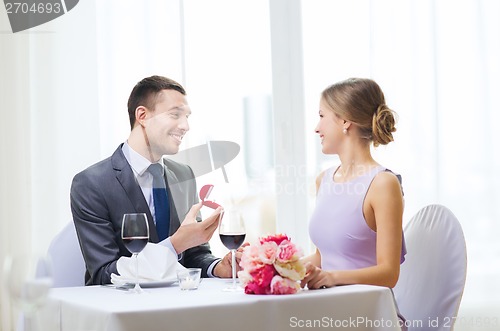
(315, 99, 345, 154)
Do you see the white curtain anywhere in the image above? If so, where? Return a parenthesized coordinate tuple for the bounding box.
(1, 0, 499, 328)
(0, 1, 185, 328)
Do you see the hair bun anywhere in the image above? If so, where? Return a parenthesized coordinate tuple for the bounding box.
(371, 104, 397, 147)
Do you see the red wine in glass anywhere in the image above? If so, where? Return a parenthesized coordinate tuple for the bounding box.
(219, 233, 246, 250)
(123, 237, 148, 254)
(121, 213, 149, 293)
(218, 209, 246, 291)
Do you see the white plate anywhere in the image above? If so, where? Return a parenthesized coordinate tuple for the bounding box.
(135, 278, 178, 288)
(110, 275, 178, 289)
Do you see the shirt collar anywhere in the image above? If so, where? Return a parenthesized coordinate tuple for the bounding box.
(122, 141, 159, 177)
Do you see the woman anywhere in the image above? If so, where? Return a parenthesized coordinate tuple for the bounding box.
(302, 78, 406, 291)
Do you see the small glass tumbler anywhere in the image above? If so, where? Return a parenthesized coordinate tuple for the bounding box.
(176, 268, 202, 290)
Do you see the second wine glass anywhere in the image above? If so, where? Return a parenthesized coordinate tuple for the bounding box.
(121, 213, 149, 293)
(219, 209, 246, 291)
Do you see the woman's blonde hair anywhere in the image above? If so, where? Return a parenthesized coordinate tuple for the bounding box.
(321, 78, 397, 147)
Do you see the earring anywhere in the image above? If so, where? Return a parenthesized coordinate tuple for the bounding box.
(343, 128, 347, 135)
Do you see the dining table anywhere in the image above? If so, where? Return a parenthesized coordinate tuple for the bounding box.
(38, 278, 403, 331)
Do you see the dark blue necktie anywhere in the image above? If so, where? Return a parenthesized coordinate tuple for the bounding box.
(148, 163, 170, 241)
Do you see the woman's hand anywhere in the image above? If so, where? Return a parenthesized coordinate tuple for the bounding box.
(301, 262, 335, 289)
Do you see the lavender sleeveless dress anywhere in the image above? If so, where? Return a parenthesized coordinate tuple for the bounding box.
(309, 166, 407, 329)
(309, 165, 406, 269)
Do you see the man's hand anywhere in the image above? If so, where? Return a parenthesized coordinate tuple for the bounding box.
(213, 243, 249, 278)
(170, 202, 222, 254)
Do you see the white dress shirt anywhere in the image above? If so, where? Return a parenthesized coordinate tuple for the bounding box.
(121, 142, 219, 277)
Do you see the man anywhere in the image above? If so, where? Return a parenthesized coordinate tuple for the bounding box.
(71, 75, 234, 285)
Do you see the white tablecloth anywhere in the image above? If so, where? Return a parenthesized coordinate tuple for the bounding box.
(39, 279, 402, 331)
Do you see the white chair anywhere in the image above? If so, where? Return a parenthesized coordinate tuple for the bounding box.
(14, 223, 86, 331)
(46, 222, 86, 287)
(394, 204, 467, 330)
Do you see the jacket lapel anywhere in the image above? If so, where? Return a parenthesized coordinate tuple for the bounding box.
(163, 161, 183, 235)
(111, 145, 159, 242)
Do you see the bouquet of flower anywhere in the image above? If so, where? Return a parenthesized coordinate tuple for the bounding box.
(238, 234, 306, 294)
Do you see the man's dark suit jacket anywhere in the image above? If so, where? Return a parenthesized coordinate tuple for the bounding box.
(70, 144, 218, 285)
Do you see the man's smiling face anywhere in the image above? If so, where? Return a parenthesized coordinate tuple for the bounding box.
(143, 89, 191, 159)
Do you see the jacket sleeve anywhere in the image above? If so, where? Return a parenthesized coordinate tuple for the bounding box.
(70, 170, 121, 285)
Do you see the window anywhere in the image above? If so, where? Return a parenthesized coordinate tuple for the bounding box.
(180, 0, 274, 256)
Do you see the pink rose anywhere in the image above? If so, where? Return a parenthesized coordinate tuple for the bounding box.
(237, 269, 253, 286)
(259, 234, 290, 246)
(270, 275, 301, 294)
(258, 241, 278, 264)
(245, 280, 269, 294)
(239, 244, 263, 273)
(276, 241, 301, 263)
(250, 264, 276, 288)
(243, 264, 276, 294)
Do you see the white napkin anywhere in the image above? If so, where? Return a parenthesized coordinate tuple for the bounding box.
(111, 243, 185, 285)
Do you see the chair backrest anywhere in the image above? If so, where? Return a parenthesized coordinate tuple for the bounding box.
(394, 204, 467, 330)
(47, 222, 86, 287)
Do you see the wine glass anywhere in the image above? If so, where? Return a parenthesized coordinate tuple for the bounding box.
(219, 209, 246, 291)
(4, 254, 53, 331)
(121, 213, 149, 293)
